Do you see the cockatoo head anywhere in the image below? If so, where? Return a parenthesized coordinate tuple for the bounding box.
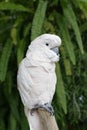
(27, 34, 61, 62)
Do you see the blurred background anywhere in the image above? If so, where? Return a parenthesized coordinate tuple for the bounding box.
(0, 0, 87, 130)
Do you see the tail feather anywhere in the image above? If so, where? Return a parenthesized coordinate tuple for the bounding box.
(25, 108, 59, 130)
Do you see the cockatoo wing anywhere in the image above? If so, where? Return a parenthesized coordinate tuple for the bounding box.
(17, 54, 56, 109)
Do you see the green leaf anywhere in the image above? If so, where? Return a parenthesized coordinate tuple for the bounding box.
(0, 39, 13, 82)
(11, 27, 17, 45)
(64, 59, 72, 76)
(31, 0, 48, 40)
(8, 94, 20, 123)
(60, 46, 72, 75)
(6, 72, 13, 94)
(0, 2, 31, 12)
(24, 23, 31, 38)
(56, 14, 76, 65)
(3, 87, 21, 124)
(79, 0, 87, 2)
(8, 113, 17, 130)
(17, 39, 25, 65)
(62, 4, 84, 54)
(72, 0, 87, 18)
(20, 105, 29, 130)
(56, 64, 67, 114)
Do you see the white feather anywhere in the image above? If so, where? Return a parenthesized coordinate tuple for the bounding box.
(17, 34, 61, 130)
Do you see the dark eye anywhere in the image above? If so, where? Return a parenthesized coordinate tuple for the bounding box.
(46, 43, 49, 46)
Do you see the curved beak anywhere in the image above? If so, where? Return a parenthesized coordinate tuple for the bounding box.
(51, 47, 59, 55)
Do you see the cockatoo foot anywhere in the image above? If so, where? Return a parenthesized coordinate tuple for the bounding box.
(43, 103, 54, 116)
(30, 103, 54, 116)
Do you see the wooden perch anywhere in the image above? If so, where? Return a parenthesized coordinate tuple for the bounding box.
(37, 109, 59, 130)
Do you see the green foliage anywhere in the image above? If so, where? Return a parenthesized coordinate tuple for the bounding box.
(56, 14, 76, 65)
(17, 39, 25, 65)
(0, 2, 30, 12)
(62, 2, 84, 54)
(31, 0, 48, 40)
(0, 0, 87, 130)
(56, 64, 67, 114)
(0, 39, 13, 81)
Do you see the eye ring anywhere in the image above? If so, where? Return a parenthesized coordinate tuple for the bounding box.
(46, 43, 49, 46)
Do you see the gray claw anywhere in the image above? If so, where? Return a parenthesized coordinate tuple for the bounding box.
(30, 104, 39, 115)
(30, 108, 35, 116)
(30, 103, 54, 116)
(44, 103, 54, 116)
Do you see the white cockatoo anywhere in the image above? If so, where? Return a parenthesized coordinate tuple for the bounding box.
(17, 34, 61, 130)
